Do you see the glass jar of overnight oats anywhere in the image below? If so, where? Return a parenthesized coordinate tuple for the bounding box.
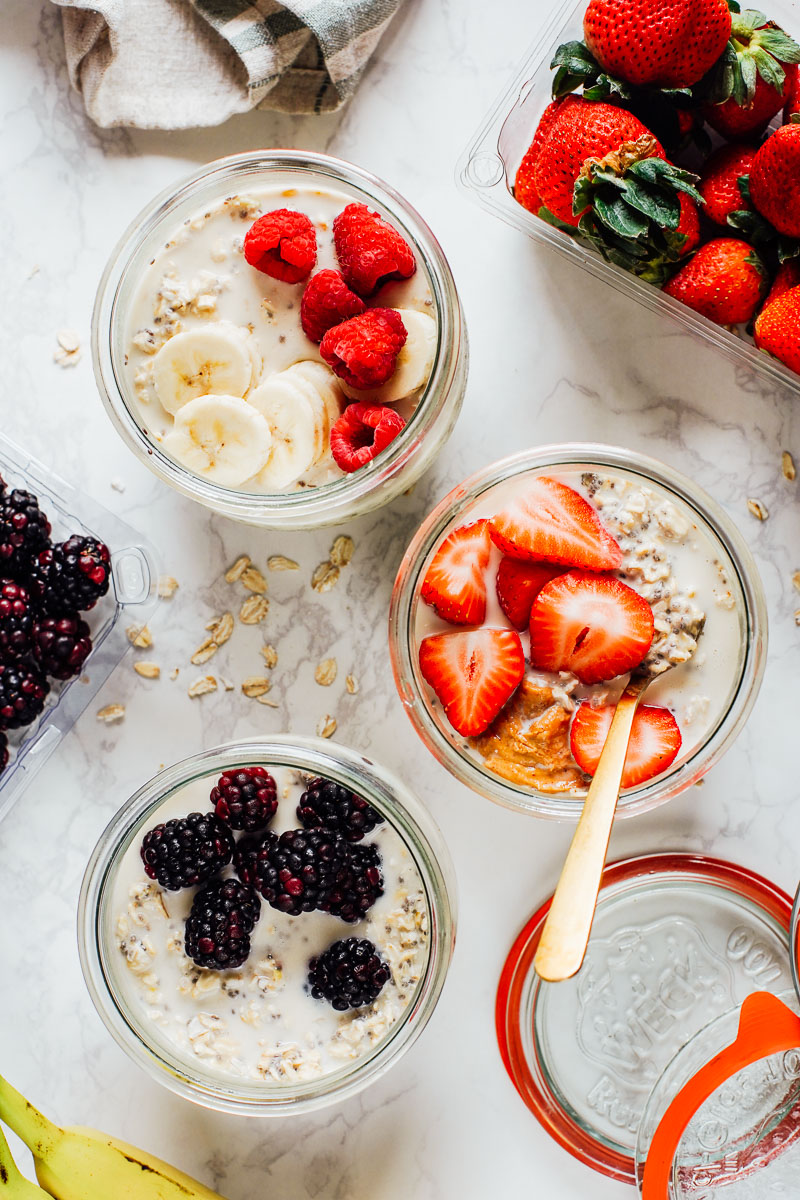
(92, 152, 467, 529)
(78, 738, 456, 1116)
(389, 444, 767, 821)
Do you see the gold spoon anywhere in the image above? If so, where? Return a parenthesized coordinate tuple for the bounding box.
(533, 672, 651, 983)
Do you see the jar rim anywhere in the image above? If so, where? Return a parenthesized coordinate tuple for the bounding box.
(91, 150, 466, 528)
(77, 736, 456, 1116)
(389, 442, 768, 821)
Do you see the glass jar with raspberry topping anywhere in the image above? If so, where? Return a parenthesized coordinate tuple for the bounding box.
(92, 152, 467, 529)
(389, 444, 766, 820)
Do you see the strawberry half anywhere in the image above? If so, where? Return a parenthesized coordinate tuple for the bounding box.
(418, 629, 525, 737)
(490, 477, 622, 572)
(529, 572, 654, 685)
(496, 558, 564, 631)
(421, 521, 492, 626)
(570, 702, 682, 788)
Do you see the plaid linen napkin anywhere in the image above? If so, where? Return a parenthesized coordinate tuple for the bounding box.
(53, 0, 404, 129)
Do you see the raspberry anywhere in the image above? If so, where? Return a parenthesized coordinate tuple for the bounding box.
(243, 209, 317, 283)
(211, 766, 278, 832)
(329, 403, 406, 473)
(308, 938, 391, 1011)
(184, 879, 261, 970)
(333, 202, 416, 296)
(0, 581, 35, 661)
(31, 614, 92, 680)
(320, 309, 407, 390)
(300, 269, 366, 343)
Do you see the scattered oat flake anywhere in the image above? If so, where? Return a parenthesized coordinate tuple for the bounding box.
(97, 704, 125, 724)
(157, 575, 179, 599)
(225, 555, 251, 583)
(241, 565, 268, 594)
(242, 676, 272, 698)
(127, 624, 153, 649)
(311, 561, 340, 593)
(261, 644, 278, 669)
(134, 661, 160, 679)
(240, 595, 269, 624)
(219, 677, 235, 692)
(330, 536, 354, 567)
(747, 499, 768, 521)
(57, 329, 80, 353)
(795, 610, 800, 626)
(783, 451, 797, 481)
(345, 674, 359, 695)
(191, 637, 220, 666)
(111, 477, 126, 493)
(315, 658, 337, 686)
(268, 555, 299, 571)
(257, 695, 279, 708)
(794, 571, 800, 593)
(188, 675, 217, 698)
(317, 715, 337, 739)
(170, 668, 180, 681)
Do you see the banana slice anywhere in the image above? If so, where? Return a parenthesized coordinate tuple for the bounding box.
(248, 376, 320, 489)
(282, 362, 345, 461)
(339, 309, 437, 404)
(162, 394, 272, 487)
(153, 322, 258, 415)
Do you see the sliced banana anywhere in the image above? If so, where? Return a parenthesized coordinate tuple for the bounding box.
(282, 362, 345, 462)
(162, 394, 272, 487)
(153, 322, 259, 415)
(248, 376, 320, 490)
(339, 309, 437, 404)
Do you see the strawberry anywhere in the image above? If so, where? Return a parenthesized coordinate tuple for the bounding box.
(570, 702, 682, 788)
(421, 521, 493, 626)
(703, 14, 800, 140)
(582, 0, 731, 88)
(528, 571, 654, 686)
(750, 121, 800, 238)
(762, 259, 800, 311)
(495, 558, 565, 631)
(489, 476, 622, 573)
(698, 144, 757, 228)
(754, 285, 800, 373)
(418, 629, 525, 738)
(785, 66, 800, 121)
(662, 239, 767, 326)
(515, 100, 565, 215)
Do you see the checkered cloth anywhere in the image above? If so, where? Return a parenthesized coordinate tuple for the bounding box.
(54, 0, 404, 129)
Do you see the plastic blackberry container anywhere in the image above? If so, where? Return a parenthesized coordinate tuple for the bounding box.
(0, 435, 158, 824)
(457, 0, 800, 399)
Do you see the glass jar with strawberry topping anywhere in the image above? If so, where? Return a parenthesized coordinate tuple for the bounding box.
(389, 444, 766, 820)
(92, 152, 467, 529)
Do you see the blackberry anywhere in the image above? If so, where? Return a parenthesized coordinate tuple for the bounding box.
(211, 766, 278, 832)
(0, 661, 49, 730)
(0, 581, 35, 661)
(235, 827, 342, 916)
(32, 615, 92, 680)
(297, 777, 384, 843)
(0, 732, 8, 774)
(308, 938, 391, 1011)
(37, 535, 111, 615)
(140, 812, 234, 891)
(323, 841, 384, 924)
(0, 490, 51, 579)
(184, 879, 261, 970)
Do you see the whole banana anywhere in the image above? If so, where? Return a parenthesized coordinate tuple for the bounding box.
(0, 1124, 48, 1197)
(0, 1074, 230, 1200)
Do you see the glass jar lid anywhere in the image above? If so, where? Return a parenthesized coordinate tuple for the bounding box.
(496, 854, 794, 1183)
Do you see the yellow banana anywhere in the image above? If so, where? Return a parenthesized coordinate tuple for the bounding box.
(0, 1074, 230, 1200)
(0, 1124, 49, 1197)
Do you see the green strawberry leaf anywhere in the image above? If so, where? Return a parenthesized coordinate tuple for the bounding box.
(777, 238, 800, 262)
(594, 192, 650, 239)
(537, 206, 578, 235)
(728, 0, 741, 11)
(737, 174, 752, 202)
(751, 45, 785, 91)
(583, 73, 633, 101)
(573, 175, 595, 217)
(739, 52, 759, 101)
(621, 178, 680, 227)
(733, 9, 767, 34)
(758, 28, 800, 64)
(727, 207, 779, 246)
(550, 40, 598, 73)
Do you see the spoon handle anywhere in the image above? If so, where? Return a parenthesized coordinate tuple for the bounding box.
(533, 676, 648, 983)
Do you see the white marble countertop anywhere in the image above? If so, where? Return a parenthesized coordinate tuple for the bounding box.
(2, 1, 800, 1197)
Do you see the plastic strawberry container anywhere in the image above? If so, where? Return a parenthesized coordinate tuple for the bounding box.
(457, 0, 800, 398)
(0, 435, 158, 825)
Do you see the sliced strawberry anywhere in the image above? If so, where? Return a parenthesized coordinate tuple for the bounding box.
(529, 571, 654, 685)
(496, 557, 565, 631)
(421, 520, 492, 626)
(490, 476, 622, 571)
(418, 628, 525, 737)
(570, 703, 682, 789)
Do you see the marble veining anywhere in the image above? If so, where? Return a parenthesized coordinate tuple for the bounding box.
(1, 1, 800, 1197)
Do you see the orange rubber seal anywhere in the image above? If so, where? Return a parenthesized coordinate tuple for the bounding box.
(641, 991, 800, 1198)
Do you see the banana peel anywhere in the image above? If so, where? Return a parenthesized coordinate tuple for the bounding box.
(0, 1124, 49, 1197)
(0, 1073, 230, 1200)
